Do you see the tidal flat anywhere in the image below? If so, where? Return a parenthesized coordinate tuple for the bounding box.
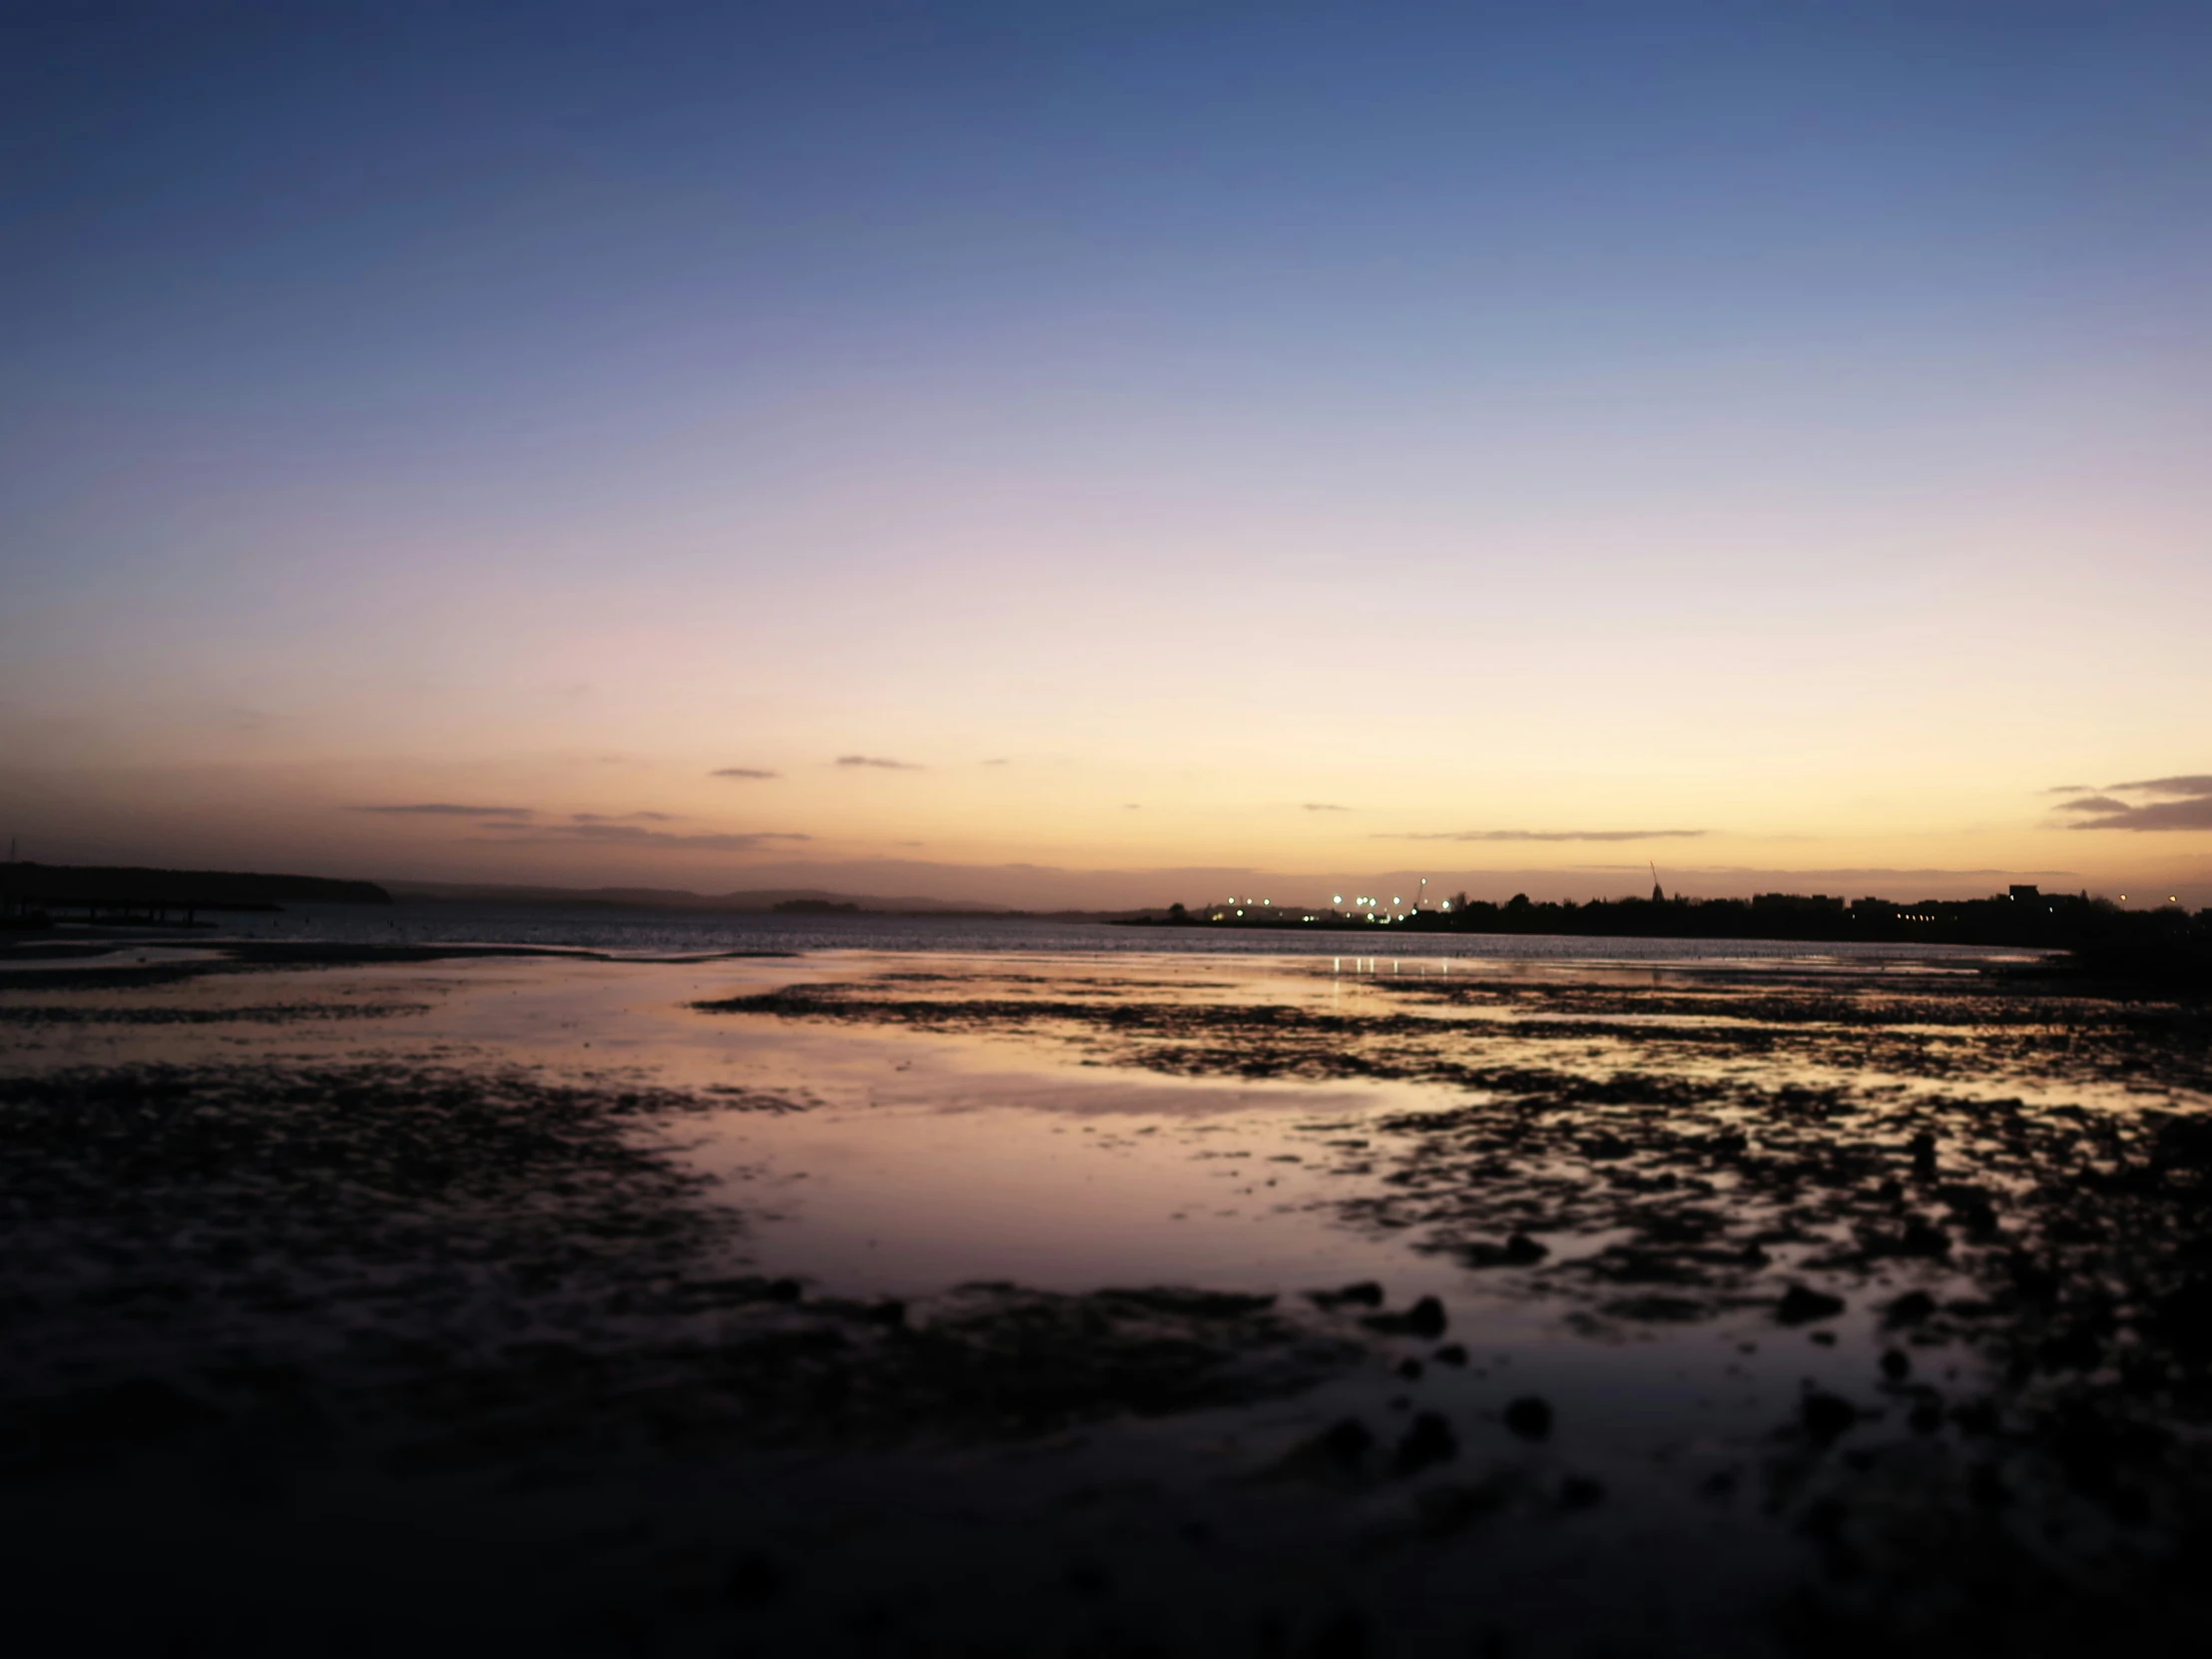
(3, 940, 2208, 1656)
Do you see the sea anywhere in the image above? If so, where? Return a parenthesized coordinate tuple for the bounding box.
(205, 899, 2030, 965)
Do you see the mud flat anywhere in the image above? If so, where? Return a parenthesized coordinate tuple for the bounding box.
(2, 942, 2207, 1654)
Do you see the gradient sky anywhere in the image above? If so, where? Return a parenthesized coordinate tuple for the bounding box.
(5, 1, 2209, 907)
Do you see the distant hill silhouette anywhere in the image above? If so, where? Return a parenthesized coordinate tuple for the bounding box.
(384, 880, 1010, 914)
(5, 862, 391, 909)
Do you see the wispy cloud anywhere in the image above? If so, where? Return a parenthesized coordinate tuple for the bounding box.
(357, 803, 536, 817)
(711, 768, 779, 780)
(488, 823, 811, 851)
(571, 812, 676, 824)
(1381, 828, 1708, 843)
(982, 758, 1010, 767)
(836, 755, 921, 770)
(2111, 775, 2212, 797)
(2055, 774, 2212, 831)
(1302, 803, 1350, 813)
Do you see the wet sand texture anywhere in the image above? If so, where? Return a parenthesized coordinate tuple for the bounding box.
(2, 949, 2208, 1654)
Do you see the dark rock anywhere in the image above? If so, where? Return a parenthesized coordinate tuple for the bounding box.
(40, 1376, 219, 1451)
(1310, 1610, 1368, 1659)
(2037, 1331, 2104, 1372)
(1951, 1398, 1999, 1436)
(1909, 1130, 1937, 1176)
(1879, 1349, 1911, 1382)
(1603, 1294, 1711, 1323)
(1457, 1233, 1549, 1269)
(2007, 1252, 2059, 1307)
(765, 1277, 804, 1303)
(1898, 1218, 1950, 1258)
(1503, 1395, 1552, 1441)
(1775, 1284, 1846, 1326)
(1396, 1358, 1424, 1381)
(1416, 1474, 1520, 1536)
(1909, 1399, 1943, 1434)
(1320, 1417, 1374, 1464)
(1364, 1295, 1447, 1339)
(1968, 1461, 2010, 1509)
(1559, 1475, 1606, 1511)
(1100, 1287, 1277, 1319)
(2154, 1277, 2212, 1357)
(725, 1551, 783, 1606)
(1431, 1344, 1468, 1367)
(1800, 1391, 1858, 1442)
(1937, 1184, 1998, 1234)
(1883, 1291, 1936, 1328)
(1394, 1410, 1457, 1474)
(1309, 1281, 1384, 1310)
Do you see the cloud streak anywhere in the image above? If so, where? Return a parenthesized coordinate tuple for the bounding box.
(2052, 774, 2212, 831)
(1381, 828, 1708, 843)
(836, 755, 921, 770)
(1302, 803, 1350, 813)
(2111, 775, 2212, 797)
(357, 803, 536, 817)
(490, 824, 812, 851)
(711, 768, 779, 780)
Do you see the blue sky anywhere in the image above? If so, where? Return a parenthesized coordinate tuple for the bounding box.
(5, 2, 2208, 902)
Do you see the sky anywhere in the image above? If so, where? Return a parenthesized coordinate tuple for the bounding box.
(5, 1, 2209, 908)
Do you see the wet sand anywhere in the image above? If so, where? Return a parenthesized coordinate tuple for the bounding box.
(2, 941, 2208, 1655)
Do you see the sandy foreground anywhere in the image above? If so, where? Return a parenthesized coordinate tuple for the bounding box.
(2, 940, 2209, 1656)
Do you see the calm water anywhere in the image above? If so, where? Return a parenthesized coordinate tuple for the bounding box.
(2, 927, 2196, 1654)
(209, 899, 2028, 965)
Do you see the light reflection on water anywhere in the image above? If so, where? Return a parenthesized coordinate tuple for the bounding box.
(8, 939, 2203, 1649)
